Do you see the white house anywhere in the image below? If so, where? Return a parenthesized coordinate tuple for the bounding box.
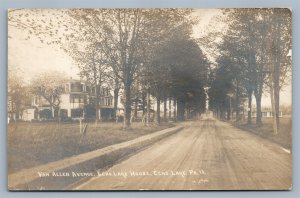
(25, 79, 119, 121)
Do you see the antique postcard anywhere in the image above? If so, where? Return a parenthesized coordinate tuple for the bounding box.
(7, 8, 292, 190)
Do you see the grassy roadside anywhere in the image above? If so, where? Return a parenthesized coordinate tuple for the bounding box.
(231, 117, 292, 150)
(8, 121, 174, 174)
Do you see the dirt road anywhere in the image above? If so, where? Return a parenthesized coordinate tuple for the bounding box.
(74, 117, 292, 190)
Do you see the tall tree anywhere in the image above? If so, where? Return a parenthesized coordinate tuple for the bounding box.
(8, 66, 32, 121)
(152, 33, 208, 121)
(265, 9, 292, 133)
(208, 58, 235, 120)
(30, 72, 67, 118)
(217, 9, 277, 125)
(211, 9, 291, 131)
(67, 42, 109, 124)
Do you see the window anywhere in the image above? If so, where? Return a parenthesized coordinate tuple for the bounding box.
(71, 82, 83, 92)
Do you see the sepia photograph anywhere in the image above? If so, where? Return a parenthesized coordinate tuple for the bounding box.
(7, 8, 292, 190)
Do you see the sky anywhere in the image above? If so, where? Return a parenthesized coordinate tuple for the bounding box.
(8, 26, 78, 82)
(8, 9, 292, 107)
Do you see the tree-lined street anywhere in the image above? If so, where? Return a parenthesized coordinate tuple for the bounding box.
(74, 116, 291, 190)
(8, 9, 292, 190)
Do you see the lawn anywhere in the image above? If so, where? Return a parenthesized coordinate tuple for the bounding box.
(233, 116, 292, 149)
(8, 121, 174, 174)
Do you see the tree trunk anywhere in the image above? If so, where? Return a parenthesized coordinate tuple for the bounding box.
(51, 95, 55, 118)
(176, 99, 185, 121)
(168, 98, 171, 119)
(163, 98, 167, 122)
(220, 106, 224, 120)
(134, 98, 138, 120)
(51, 105, 55, 118)
(270, 83, 278, 134)
(269, 50, 280, 134)
(156, 97, 161, 125)
(254, 60, 265, 126)
(247, 90, 252, 125)
(146, 87, 151, 126)
(93, 67, 99, 125)
(275, 89, 280, 128)
(227, 97, 231, 120)
(255, 93, 262, 126)
(270, 19, 282, 134)
(142, 91, 146, 117)
(113, 87, 119, 121)
(123, 83, 131, 129)
(227, 108, 231, 120)
(95, 94, 100, 124)
(173, 98, 177, 122)
(235, 80, 240, 122)
(58, 107, 61, 123)
(274, 71, 280, 131)
(134, 80, 139, 120)
(226, 106, 231, 120)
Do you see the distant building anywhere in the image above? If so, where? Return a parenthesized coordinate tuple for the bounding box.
(22, 109, 36, 121)
(251, 107, 283, 118)
(24, 79, 120, 121)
